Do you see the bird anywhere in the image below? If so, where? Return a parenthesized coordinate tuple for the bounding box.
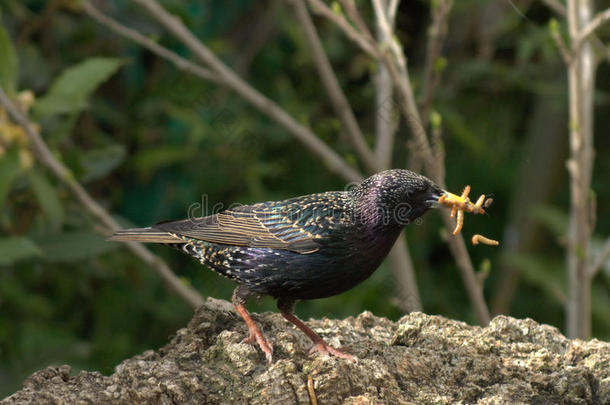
(108, 169, 469, 364)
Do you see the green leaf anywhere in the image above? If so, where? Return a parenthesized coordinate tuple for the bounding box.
(37, 231, 117, 262)
(0, 148, 23, 209)
(28, 169, 64, 230)
(0, 237, 42, 266)
(79, 144, 126, 183)
(0, 19, 18, 95)
(34, 57, 122, 118)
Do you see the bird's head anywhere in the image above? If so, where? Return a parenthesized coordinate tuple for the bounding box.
(351, 169, 444, 228)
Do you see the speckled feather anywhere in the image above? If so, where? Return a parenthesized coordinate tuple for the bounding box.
(109, 169, 443, 300)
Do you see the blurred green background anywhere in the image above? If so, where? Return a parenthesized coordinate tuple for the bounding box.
(1, 0, 609, 397)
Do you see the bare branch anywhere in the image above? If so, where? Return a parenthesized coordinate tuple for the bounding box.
(372, 0, 489, 324)
(132, 0, 362, 183)
(370, 0, 420, 313)
(371, 0, 434, 169)
(374, 0, 397, 170)
(381, 51, 435, 170)
(589, 236, 610, 278)
(541, 0, 610, 65)
(549, 19, 572, 64)
(371, 0, 392, 46)
(0, 86, 205, 309)
(388, 234, 422, 312)
(339, 0, 375, 43)
(81, 1, 220, 84)
(565, 0, 596, 339)
(576, 7, 610, 47)
(289, 0, 379, 173)
(308, 0, 380, 58)
(387, 0, 400, 25)
(441, 211, 491, 324)
(593, 37, 610, 65)
(420, 0, 452, 128)
(373, 70, 395, 169)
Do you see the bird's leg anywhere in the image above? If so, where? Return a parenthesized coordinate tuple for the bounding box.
(277, 298, 355, 360)
(232, 285, 273, 364)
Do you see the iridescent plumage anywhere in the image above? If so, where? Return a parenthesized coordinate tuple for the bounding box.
(109, 169, 444, 363)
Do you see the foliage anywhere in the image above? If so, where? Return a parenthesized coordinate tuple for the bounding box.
(0, 0, 609, 397)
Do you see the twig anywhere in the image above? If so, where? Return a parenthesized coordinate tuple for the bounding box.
(420, 0, 453, 127)
(307, 0, 380, 58)
(373, 0, 489, 324)
(371, 0, 434, 169)
(374, 0, 397, 170)
(441, 211, 490, 324)
(81, 1, 220, 84)
(387, 0, 400, 25)
(565, 0, 596, 339)
(387, 234, 422, 312)
(339, 0, 375, 44)
(541, 0, 610, 65)
(576, 7, 610, 47)
(589, 236, 610, 278)
(289, 0, 379, 173)
(132, 0, 362, 183)
(592, 34, 610, 65)
(549, 19, 572, 64)
(382, 51, 435, 170)
(310, 0, 487, 322)
(0, 87, 205, 308)
(368, 0, 421, 312)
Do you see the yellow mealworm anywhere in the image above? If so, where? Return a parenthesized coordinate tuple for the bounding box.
(450, 206, 457, 218)
(453, 209, 464, 235)
(474, 195, 485, 210)
(462, 185, 471, 199)
(471, 234, 499, 246)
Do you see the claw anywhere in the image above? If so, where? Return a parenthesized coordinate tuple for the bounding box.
(307, 341, 356, 361)
(235, 303, 274, 364)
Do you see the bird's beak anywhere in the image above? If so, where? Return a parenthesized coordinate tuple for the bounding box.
(428, 190, 465, 209)
(426, 189, 448, 208)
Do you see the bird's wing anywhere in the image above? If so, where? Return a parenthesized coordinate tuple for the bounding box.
(154, 192, 350, 254)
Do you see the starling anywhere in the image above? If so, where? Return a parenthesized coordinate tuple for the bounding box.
(109, 169, 469, 363)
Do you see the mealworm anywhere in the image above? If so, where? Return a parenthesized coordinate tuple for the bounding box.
(453, 209, 464, 235)
(461, 185, 471, 199)
(484, 198, 493, 208)
(474, 195, 485, 210)
(471, 234, 499, 246)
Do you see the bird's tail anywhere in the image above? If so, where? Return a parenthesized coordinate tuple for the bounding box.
(107, 227, 184, 243)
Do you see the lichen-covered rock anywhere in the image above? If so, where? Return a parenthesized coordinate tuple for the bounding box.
(2, 298, 608, 404)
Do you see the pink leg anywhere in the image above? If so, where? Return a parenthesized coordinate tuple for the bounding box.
(278, 299, 355, 360)
(234, 303, 273, 364)
(232, 286, 273, 364)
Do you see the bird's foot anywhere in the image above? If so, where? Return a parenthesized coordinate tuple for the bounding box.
(242, 332, 274, 365)
(307, 340, 356, 361)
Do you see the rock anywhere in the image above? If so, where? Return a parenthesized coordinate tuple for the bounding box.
(2, 298, 608, 404)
